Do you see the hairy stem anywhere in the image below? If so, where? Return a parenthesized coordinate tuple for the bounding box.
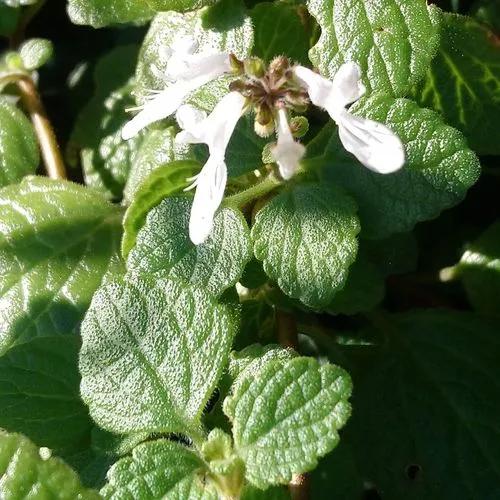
(226, 174, 281, 209)
(16, 77, 67, 180)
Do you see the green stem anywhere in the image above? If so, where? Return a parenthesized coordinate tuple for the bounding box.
(226, 174, 281, 208)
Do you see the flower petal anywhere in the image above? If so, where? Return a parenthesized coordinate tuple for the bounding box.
(294, 66, 334, 109)
(331, 62, 366, 108)
(189, 155, 228, 245)
(337, 111, 405, 174)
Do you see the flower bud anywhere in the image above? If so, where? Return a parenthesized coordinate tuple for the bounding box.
(290, 116, 309, 138)
(244, 57, 266, 79)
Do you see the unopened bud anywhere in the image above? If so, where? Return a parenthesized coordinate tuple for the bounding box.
(290, 116, 309, 138)
(254, 118, 275, 138)
(284, 90, 310, 112)
(262, 142, 275, 164)
(229, 53, 244, 75)
(5, 52, 24, 71)
(269, 56, 290, 76)
(244, 57, 266, 78)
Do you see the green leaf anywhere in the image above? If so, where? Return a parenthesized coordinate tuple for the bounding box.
(457, 220, 500, 315)
(19, 38, 53, 70)
(0, 177, 124, 354)
(135, 0, 253, 110)
(252, 183, 360, 309)
(101, 439, 216, 499)
(0, 431, 99, 499)
(69, 46, 143, 201)
(147, 0, 218, 13)
(307, 95, 480, 239)
(127, 196, 252, 296)
(329, 310, 500, 499)
(307, 0, 441, 96)
(224, 356, 352, 488)
(413, 13, 500, 154)
(250, 3, 309, 64)
(122, 160, 199, 257)
(0, 4, 19, 37)
(67, 0, 154, 28)
(123, 128, 195, 203)
(0, 336, 92, 454)
(0, 99, 39, 187)
(80, 277, 238, 436)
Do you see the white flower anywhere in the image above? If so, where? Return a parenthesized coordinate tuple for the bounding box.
(294, 62, 405, 174)
(176, 91, 247, 245)
(271, 108, 305, 180)
(122, 36, 231, 141)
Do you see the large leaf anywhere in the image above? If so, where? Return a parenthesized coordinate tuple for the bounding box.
(123, 127, 195, 203)
(69, 46, 143, 200)
(101, 440, 216, 499)
(323, 310, 500, 499)
(0, 431, 99, 499)
(0, 99, 39, 187)
(457, 220, 500, 315)
(122, 160, 199, 257)
(135, 0, 253, 109)
(67, 0, 154, 28)
(0, 336, 92, 454)
(147, 0, 218, 13)
(224, 356, 352, 488)
(414, 13, 500, 155)
(306, 95, 480, 239)
(0, 177, 123, 354)
(127, 196, 251, 296)
(307, 0, 441, 96)
(80, 277, 237, 437)
(252, 183, 360, 309)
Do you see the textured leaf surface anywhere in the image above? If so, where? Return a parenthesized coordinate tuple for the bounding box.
(127, 196, 251, 296)
(123, 128, 195, 203)
(147, 0, 217, 13)
(306, 95, 480, 238)
(69, 46, 143, 200)
(0, 336, 92, 454)
(307, 0, 441, 95)
(135, 0, 253, 109)
(0, 99, 39, 187)
(414, 13, 500, 154)
(0, 431, 99, 499)
(67, 0, 154, 28)
(101, 440, 216, 499)
(250, 3, 309, 64)
(0, 177, 123, 354)
(457, 220, 500, 315)
(326, 310, 500, 499)
(80, 277, 237, 435)
(252, 184, 360, 309)
(122, 161, 199, 257)
(224, 357, 352, 488)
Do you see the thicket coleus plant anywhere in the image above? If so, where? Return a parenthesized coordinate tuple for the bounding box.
(0, 0, 499, 498)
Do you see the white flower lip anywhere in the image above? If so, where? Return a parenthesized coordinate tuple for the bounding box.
(294, 63, 405, 174)
(271, 108, 305, 180)
(122, 36, 231, 141)
(176, 91, 247, 245)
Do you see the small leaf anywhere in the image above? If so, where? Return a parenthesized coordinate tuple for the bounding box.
(224, 357, 352, 488)
(0, 336, 92, 454)
(457, 220, 500, 315)
(252, 183, 360, 309)
(0, 431, 99, 499)
(123, 128, 195, 203)
(101, 440, 216, 499)
(0, 99, 39, 187)
(122, 160, 199, 257)
(127, 196, 252, 297)
(307, 0, 441, 96)
(0, 177, 124, 354)
(80, 277, 238, 436)
(67, 0, 154, 28)
(306, 95, 480, 239)
(135, 0, 253, 110)
(19, 38, 53, 70)
(250, 3, 309, 64)
(413, 13, 500, 154)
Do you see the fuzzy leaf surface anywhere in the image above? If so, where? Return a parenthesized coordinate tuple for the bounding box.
(224, 357, 352, 488)
(252, 184, 360, 309)
(127, 196, 251, 296)
(80, 277, 237, 435)
(306, 95, 480, 238)
(307, 0, 441, 95)
(0, 177, 123, 354)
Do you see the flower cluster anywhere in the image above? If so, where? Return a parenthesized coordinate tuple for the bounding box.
(122, 37, 405, 245)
